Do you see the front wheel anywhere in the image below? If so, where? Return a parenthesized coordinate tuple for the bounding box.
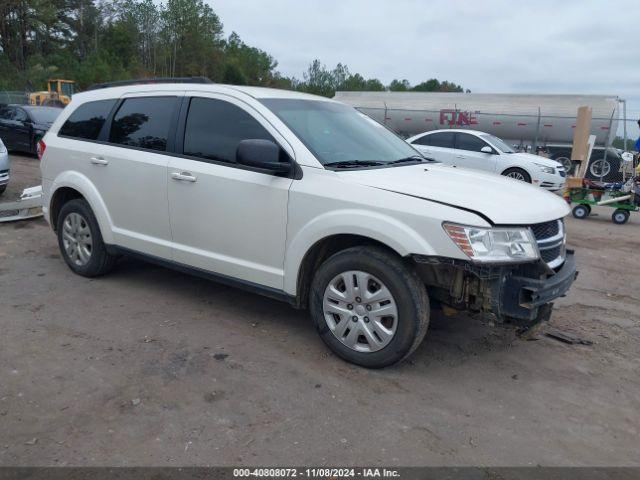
(310, 246, 430, 368)
(502, 168, 532, 183)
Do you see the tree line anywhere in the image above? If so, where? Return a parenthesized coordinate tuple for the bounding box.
(0, 0, 466, 97)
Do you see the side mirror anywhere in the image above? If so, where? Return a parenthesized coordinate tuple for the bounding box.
(236, 139, 291, 174)
(480, 146, 494, 154)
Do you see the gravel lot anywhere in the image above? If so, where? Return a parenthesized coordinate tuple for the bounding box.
(1, 154, 639, 466)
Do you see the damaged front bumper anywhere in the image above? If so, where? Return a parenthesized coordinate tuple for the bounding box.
(413, 251, 578, 326)
(490, 250, 577, 323)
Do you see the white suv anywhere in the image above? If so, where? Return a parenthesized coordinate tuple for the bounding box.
(407, 129, 567, 191)
(40, 80, 577, 367)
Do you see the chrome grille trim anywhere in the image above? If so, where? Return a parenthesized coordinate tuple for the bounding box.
(530, 219, 566, 269)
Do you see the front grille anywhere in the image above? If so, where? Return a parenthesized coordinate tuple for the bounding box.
(530, 219, 565, 269)
(531, 220, 559, 240)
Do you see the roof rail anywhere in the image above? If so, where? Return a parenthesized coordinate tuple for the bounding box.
(87, 77, 214, 91)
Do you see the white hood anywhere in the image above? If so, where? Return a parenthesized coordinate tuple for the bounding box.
(340, 163, 570, 225)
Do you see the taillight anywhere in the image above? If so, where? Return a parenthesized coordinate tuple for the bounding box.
(37, 139, 46, 160)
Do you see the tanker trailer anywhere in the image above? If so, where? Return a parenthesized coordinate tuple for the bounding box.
(334, 92, 623, 181)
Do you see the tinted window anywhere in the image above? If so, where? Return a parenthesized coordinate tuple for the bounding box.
(109, 97, 177, 151)
(456, 133, 489, 153)
(59, 100, 116, 140)
(13, 109, 28, 122)
(0, 107, 14, 120)
(412, 134, 432, 146)
(429, 132, 455, 149)
(184, 98, 273, 163)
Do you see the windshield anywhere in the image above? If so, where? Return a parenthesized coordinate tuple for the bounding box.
(480, 133, 515, 153)
(27, 107, 61, 123)
(260, 99, 423, 166)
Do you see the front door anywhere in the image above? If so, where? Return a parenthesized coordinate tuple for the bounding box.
(168, 94, 294, 290)
(453, 132, 498, 173)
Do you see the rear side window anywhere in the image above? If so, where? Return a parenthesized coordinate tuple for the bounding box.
(456, 133, 489, 152)
(412, 134, 432, 146)
(59, 99, 116, 140)
(183, 97, 273, 163)
(429, 132, 455, 149)
(109, 97, 177, 152)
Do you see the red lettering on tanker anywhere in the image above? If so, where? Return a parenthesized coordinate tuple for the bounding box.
(439, 109, 478, 126)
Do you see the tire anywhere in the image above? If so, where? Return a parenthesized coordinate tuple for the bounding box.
(0, 185, 6, 195)
(554, 155, 573, 175)
(586, 157, 620, 182)
(611, 209, 630, 225)
(572, 204, 590, 219)
(56, 198, 117, 277)
(309, 246, 430, 368)
(502, 167, 532, 183)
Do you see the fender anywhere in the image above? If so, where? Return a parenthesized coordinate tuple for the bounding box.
(283, 208, 436, 295)
(49, 170, 114, 243)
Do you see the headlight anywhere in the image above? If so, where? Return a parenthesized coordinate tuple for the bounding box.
(443, 223, 539, 263)
(534, 162, 555, 174)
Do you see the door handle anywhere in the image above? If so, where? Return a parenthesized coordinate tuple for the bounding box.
(90, 157, 109, 166)
(171, 171, 197, 182)
(456, 155, 466, 159)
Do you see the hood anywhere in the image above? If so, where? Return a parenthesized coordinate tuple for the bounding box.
(507, 152, 562, 169)
(339, 163, 570, 225)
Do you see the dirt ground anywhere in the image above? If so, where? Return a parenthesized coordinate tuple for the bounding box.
(1, 154, 639, 467)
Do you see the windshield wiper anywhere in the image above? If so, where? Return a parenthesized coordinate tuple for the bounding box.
(388, 155, 430, 165)
(324, 160, 385, 169)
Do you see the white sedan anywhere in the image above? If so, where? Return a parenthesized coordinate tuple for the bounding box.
(407, 129, 566, 191)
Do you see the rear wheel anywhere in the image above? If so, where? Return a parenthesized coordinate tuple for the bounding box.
(310, 246, 429, 368)
(56, 199, 117, 277)
(502, 167, 532, 183)
(611, 209, 630, 225)
(572, 204, 590, 219)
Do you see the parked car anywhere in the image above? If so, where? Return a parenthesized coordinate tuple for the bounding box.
(407, 129, 567, 191)
(0, 105, 61, 155)
(40, 80, 577, 368)
(0, 138, 8, 194)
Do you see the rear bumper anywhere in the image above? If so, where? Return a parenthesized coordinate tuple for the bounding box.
(494, 250, 578, 323)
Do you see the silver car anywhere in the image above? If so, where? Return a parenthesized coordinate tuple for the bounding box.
(0, 137, 8, 195)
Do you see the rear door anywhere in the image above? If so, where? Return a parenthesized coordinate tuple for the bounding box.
(85, 94, 180, 258)
(167, 93, 294, 289)
(13, 107, 33, 152)
(415, 132, 457, 165)
(0, 106, 16, 148)
(454, 132, 498, 173)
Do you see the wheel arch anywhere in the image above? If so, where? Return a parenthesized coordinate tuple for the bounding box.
(284, 210, 436, 304)
(48, 172, 114, 243)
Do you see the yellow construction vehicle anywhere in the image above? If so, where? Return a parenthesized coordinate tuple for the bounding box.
(28, 79, 75, 107)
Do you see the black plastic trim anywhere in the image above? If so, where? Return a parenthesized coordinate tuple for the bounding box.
(108, 245, 298, 306)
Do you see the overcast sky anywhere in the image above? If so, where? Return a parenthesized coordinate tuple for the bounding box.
(212, 0, 640, 135)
